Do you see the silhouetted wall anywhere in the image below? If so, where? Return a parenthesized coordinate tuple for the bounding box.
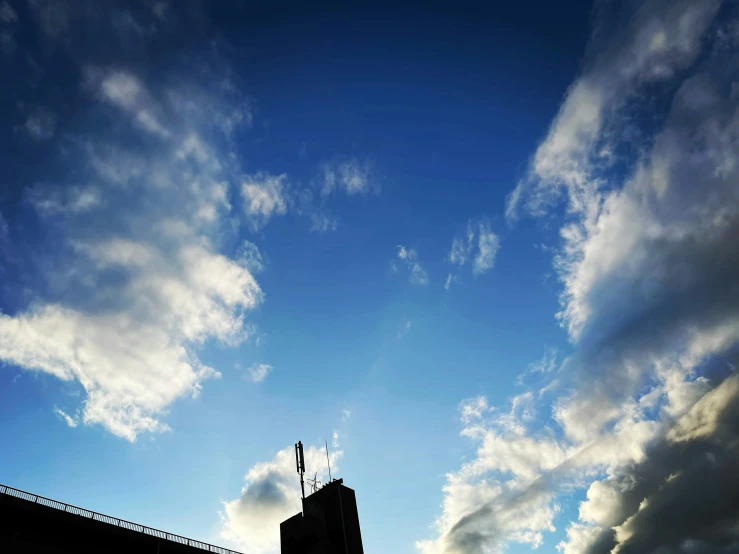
(280, 479, 364, 554)
(0, 489, 231, 554)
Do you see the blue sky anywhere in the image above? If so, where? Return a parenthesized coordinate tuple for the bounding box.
(1, 1, 739, 554)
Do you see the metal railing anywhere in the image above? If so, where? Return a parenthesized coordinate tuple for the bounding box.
(0, 483, 242, 554)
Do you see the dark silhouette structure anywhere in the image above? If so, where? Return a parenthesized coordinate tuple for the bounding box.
(0, 483, 241, 554)
(280, 441, 364, 554)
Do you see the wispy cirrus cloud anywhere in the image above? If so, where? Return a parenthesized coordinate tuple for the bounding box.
(53, 407, 78, 428)
(320, 157, 376, 197)
(238, 158, 377, 232)
(246, 363, 273, 383)
(242, 173, 290, 231)
(445, 219, 500, 289)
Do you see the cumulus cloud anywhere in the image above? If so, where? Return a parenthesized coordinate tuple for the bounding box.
(446, 220, 500, 287)
(422, 1, 739, 552)
(418, 394, 566, 553)
(246, 363, 273, 383)
(418, 351, 727, 554)
(220, 443, 343, 554)
(0, 13, 264, 441)
(558, 373, 739, 554)
(396, 245, 429, 285)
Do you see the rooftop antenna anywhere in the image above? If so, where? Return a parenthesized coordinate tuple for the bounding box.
(307, 472, 321, 493)
(325, 440, 333, 483)
(295, 441, 306, 500)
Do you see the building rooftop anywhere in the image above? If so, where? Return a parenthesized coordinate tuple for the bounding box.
(0, 483, 241, 554)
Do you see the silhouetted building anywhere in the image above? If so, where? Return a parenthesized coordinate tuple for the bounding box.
(280, 478, 364, 554)
(0, 483, 241, 554)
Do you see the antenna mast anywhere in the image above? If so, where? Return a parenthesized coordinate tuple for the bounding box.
(295, 441, 306, 500)
(325, 440, 332, 482)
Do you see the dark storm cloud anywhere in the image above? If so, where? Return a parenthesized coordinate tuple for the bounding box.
(582, 374, 739, 554)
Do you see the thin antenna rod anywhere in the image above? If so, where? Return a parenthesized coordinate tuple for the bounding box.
(325, 440, 332, 482)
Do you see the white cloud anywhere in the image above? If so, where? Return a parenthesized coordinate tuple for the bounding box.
(90, 68, 171, 138)
(473, 222, 500, 276)
(241, 173, 290, 231)
(0, 240, 262, 440)
(447, 220, 500, 285)
(530, 348, 558, 375)
(247, 363, 273, 383)
(332, 430, 340, 448)
(237, 156, 378, 233)
(419, 373, 682, 554)
(460, 395, 489, 424)
(556, 523, 602, 554)
(448, 224, 474, 266)
(554, 73, 739, 342)
(220, 443, 343, 554)
(0, 50, 261, 441)
(557, 374, 739, 554)
(423, 2, 739, 551)
(238, 241, 265, 273)
(396, 245, 429, 286)
(321, 158, 376, 196)
(53, 407, 78, 428)
(506, 0, 722, 224)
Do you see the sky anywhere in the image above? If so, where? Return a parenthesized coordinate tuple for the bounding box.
(0, 1, 738, 553)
